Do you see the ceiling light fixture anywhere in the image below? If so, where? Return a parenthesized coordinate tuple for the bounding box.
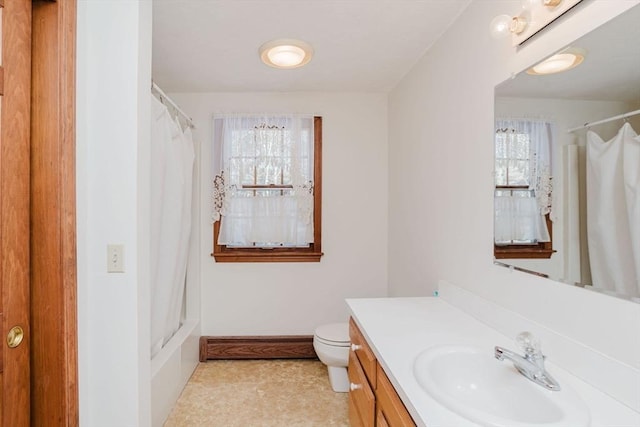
(259, 39, 314, 69)
(526, 48, 585, 75)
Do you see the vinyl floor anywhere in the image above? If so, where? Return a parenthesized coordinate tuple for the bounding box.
(164, 359, 349, 427)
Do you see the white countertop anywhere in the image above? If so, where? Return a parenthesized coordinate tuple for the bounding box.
(346, 296, 640, 427)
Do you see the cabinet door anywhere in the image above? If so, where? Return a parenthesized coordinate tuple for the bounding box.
(376, 364, 416, 427)
(376, 408, 390, 427)
(349, 395, 364, 427)
(348, 350, 375, 426)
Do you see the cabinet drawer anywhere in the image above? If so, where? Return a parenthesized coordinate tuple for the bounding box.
(348, 350, 375, 426)
(376, 364, 416, 427)
(349, 317, 377, 388)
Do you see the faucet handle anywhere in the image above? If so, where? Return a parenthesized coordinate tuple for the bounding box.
(515, 331, 541, 355)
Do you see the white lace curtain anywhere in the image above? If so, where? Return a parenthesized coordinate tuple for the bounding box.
(212, 114, 314, 247)
(494, 118, 553, 244)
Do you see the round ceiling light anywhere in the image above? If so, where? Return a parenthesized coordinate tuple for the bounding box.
(526, 50, 585, 75)
(259, 39, 314, 69)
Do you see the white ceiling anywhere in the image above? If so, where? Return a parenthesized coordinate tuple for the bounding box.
(152, 0, 471, 93)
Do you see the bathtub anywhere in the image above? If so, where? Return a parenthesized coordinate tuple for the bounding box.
(151, 318, 200, 426)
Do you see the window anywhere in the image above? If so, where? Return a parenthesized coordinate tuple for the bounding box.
(494, 119, 554, 259)
(212, 115, 322, 262)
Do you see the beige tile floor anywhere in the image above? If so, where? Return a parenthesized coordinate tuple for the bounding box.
(164, 359, 349, 427)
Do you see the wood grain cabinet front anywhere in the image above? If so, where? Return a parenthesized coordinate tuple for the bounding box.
(349, 317, 377, 387)
(349, 350, 375, 426)
(376, 364, 416, 427)
(348, 317, 416, 427)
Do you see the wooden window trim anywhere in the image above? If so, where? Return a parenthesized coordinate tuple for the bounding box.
(212, 116, 323, 263)
(494, 213, 555, 259)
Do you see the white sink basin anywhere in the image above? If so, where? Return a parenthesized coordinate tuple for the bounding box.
(413, 345, 590, 427)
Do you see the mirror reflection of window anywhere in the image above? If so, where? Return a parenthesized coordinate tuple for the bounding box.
(494, 119, 554, 259)
(495, 130, 531, 187)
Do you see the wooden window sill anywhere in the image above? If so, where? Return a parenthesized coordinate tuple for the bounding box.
(494, 246, 555, 259)
(212, 251, 323, 263)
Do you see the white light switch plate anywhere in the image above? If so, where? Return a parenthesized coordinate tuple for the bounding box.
(107, 244, 125, 273)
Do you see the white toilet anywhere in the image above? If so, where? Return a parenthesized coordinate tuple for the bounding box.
(313, 322, 350, 393)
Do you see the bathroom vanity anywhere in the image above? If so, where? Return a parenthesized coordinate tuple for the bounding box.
(348, 318, 415, 426)
(346, 286, 640, 427)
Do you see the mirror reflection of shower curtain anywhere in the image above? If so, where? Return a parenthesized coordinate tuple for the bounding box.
(150, 95, 195, 358)
(586, 122, 640, 298)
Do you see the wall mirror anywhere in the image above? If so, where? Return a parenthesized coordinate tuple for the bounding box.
(493, 4, 640, 303)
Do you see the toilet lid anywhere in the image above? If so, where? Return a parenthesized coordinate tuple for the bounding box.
(314, 322, 349, 344)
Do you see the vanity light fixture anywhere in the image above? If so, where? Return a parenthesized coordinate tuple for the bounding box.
(489, 14, 528, 38)
(259, 39, 314, 69)
(526, 48, 585, 75)
(523, 0, 563, 9)
(490, 0, 565, 39)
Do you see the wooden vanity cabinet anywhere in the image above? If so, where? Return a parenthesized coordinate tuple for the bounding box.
(349, 318, 377, 384)
(376, 364, 416, 426)
(348, 350, 375, 426)
(348, 318, 416, 427)
(349, 318, 377, 426)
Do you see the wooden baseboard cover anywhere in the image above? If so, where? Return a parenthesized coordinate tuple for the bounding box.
(200, 335, 317, 361)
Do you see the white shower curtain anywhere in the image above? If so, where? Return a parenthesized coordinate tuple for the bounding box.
(150, 95, 195, 357)
(586, 122, 640, 298)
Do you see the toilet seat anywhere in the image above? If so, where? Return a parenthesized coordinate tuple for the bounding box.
(314, 322, 350, 347)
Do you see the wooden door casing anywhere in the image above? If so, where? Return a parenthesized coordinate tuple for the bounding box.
(1, 0, 33, 425)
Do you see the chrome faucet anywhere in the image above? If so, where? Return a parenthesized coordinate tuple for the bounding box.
(495, 331, 561, 391)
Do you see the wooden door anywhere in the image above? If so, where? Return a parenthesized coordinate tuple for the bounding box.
(1, 0, 32, 425)
(31, 0, 78, 424)
(0, 1, 78, 425)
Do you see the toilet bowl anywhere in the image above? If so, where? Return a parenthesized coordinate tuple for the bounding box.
(313, 322, 350, 393)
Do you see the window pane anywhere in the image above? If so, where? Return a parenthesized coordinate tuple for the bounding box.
(255, 158, 283, 185)
(241, 158, 255, 185)
(495, 135, 507, 158)
(495, 130, 531, 187)
(507, 159, 529, 186)
(513, 189, 533, 198)
(299, 157, 311, 181)
(240, 130, 255, 157)
(511, 134, 530, 159)
(495, 159, 508, 186)
(282, 158, 292, 184)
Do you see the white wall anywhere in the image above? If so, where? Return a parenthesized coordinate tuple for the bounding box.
(171, 92, 389, 335)
(77, 1, 152, 425)
(388, 0, 640, 395)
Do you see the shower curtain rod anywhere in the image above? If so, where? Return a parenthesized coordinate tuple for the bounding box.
(151, 81, 195, 128)
(567, 108, 640, 133)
